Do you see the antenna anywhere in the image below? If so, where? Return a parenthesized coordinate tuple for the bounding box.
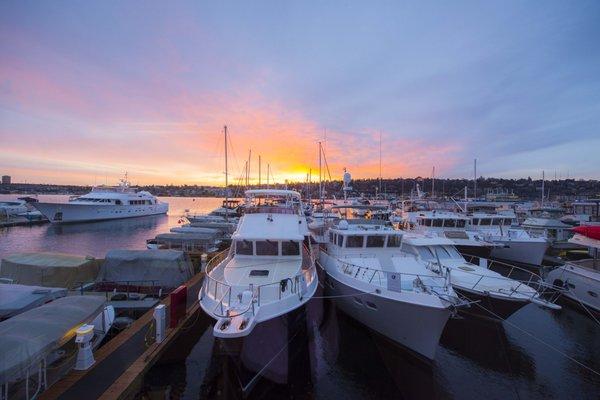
(473, 158, 477, 200)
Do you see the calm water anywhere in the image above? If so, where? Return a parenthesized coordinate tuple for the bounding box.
(1, 195, 599, 399)
(0, 195, 222, 258)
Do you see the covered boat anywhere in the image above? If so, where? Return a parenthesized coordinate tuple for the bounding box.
(0, 252, 99, 289)
(0, 296, 109, 399)
(98, 249, 194, 289)
(0, 284, 67, 320)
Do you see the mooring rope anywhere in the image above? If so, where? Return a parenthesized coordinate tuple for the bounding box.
(458, 292, 600, 377)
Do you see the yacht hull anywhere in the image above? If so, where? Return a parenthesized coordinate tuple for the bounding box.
(33, 202, 168, 223)
(545, 263, 600, 313)
(490, 238, 548, 266)
(323, 270, 450, 360)
(214, 303, 311, 390)
(454, 287, 529, 320)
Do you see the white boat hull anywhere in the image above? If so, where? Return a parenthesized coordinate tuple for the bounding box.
(33, 202, 168, 223)
(322, 265, 450, 360)
(491, 238, 548, 266)
(545, 263, 600, 313)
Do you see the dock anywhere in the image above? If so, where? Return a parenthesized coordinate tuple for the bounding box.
(40, 271, 206, 400)
(0, 216, 48, 228)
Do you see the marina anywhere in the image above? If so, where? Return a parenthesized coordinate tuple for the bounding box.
(1, 194, 600, 399)
(2, 2, 600, 399)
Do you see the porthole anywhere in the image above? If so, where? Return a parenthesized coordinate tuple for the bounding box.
(567, 283, 576, 289)
(353, 297, 363, 305)
(365, 301, 378, 310)
(588, 291, 598, 298)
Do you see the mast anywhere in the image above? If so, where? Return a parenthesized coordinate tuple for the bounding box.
(541, 170, 545, 208)
(224, 125, 229, 221)
(246, 149, 251, 187)
(379, 131, 382, 196)
(473, 158, 477, 200)
(431, 166, 435, 199)
(259, 155, 262, 187)
(318, 141, 322, 204)
(266, 163, 270, 188)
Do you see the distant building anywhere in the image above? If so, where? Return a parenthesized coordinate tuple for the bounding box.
(1, 175, 10, 185)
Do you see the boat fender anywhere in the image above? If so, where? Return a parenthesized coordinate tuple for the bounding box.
(241, 290, 253, 304)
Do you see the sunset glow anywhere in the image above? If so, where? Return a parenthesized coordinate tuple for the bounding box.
(1, 2, 599, 185)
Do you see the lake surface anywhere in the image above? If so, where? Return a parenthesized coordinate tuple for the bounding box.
(1, 195, 599, 399)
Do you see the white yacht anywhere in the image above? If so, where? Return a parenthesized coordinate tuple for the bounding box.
(318, 220, 462, 360)
(199, 190, 318, 381)
(402, 233, 560, 319)
(469, 213, 549, 266)
(545, 226, 600, 313)
(32, 177, 168, 223)
(408, 211, 498, 259)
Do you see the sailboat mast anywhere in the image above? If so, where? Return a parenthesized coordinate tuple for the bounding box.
(224, 125, 228, 221)
(379, 131, 382, 196)
(541, 170, 545, 208)
(318, 141, 322, 203)
(259, 155, 262, 187)
(431, 166, 435, 198)
(473, 158, 477, 200)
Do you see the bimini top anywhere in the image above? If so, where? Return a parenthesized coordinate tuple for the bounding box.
(0, 295, 105, 384)
(244, 189, 301, 199)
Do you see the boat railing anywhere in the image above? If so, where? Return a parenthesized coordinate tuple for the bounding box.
(76, 279, 165, 299)
(243, 206, 298, 215)
(333, 256, 450, 293)
(456, 254, 562, 300)
(203, 246, 316, 317)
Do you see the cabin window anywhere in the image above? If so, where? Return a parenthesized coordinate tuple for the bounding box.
(492, 218, 502, 225)
(416, 246, 435, 260)
(456, 220, 466, 228)
(115, 200, 122, 205)
(480, 218, 491, 226)
(387, 235, 401, 247)
(435, 246, 452, 258)
(282, 241, 300, 256)
(432, 219, 443, 227)
(504, 219, 513, 226)
(443, 246, 463, 259)
(472, 218, 479, 225)
(346, 235, 364, 248)
(337, 234, 344, 247)
(249, 270, 269, 277)
(256, 240, 279, 256)
(329, 232, 335, 243)
(366, 235, 385, 248)
(445, 219, 456, 227)
(235, 240, 253, 255)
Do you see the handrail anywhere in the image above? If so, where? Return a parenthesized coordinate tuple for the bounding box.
(329, 254, 449, 293)
(461, 253, 544, 283)
(203, 245, 317, 313)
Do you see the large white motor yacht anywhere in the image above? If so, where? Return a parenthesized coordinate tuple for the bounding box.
(199, 189, 318, 383)
(33, 176, 168, 223)
(318, 220, 462, 360)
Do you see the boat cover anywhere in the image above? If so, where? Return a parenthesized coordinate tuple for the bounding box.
(98, 249, 193, 288)
(0, 283, 67, 320)
(0, 252, 99, 289)
(0, 295, 105, 384)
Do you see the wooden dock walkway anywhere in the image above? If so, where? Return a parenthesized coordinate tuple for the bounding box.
(40, 271, 206, 400)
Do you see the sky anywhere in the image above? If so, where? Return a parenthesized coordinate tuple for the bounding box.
(1, 1, 600, 185)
